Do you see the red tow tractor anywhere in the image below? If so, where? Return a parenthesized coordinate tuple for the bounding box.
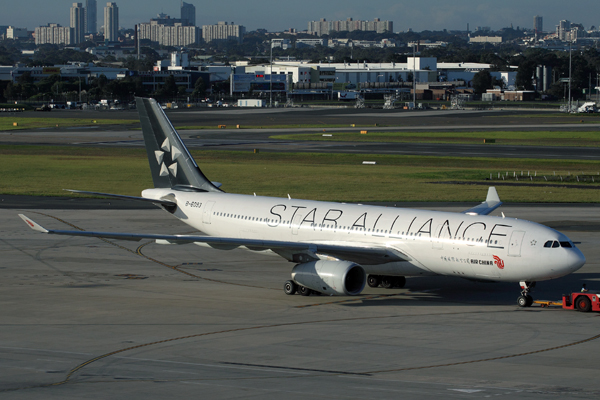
(535, 291, 600, 312)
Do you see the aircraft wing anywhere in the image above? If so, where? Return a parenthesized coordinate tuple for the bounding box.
(461, 187, 502, 216)
(19, 214, 409, 266)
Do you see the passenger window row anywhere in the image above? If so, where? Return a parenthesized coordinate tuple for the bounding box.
(212, 211, 500, 245)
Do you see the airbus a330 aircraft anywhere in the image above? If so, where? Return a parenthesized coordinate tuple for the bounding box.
(20, 98, 586, 307)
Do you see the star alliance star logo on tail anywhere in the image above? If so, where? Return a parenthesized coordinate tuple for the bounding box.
(493, 255, 505, 270)
(154, 137, 180, 178)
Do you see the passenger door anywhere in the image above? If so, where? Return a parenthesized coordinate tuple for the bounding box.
(202, 201, 216, 224)
(508, 230, 525, 257)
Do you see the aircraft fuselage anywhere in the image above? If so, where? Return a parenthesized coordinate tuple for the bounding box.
(143, 188, 585, 284)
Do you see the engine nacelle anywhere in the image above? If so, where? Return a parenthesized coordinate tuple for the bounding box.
(291, 260, 366, 296)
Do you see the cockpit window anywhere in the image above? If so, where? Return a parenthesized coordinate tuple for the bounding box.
(544, 240, 562, 248)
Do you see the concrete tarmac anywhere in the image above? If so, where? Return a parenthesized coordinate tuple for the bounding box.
(1, 202, 599, 399)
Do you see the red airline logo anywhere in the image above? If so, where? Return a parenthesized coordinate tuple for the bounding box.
(493, 255, 505, 270)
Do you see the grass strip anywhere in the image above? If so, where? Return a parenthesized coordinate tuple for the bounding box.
(500, 113, 600, 119)
(0, 146, 598, 203)
(176, 124, 384, 130)
(271, 130, 600, 147)
(0, 117, 138, 131)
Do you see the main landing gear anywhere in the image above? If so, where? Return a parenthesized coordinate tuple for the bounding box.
(283, 280, 321, 296)
(283, 280, 297, 295)
(367, 275, 406, 289)
(517, 281, 536, 307)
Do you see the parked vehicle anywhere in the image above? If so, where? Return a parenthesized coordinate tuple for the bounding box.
(562, 292, 600, 312)
(535, 291, 600, 312)
(577, 102, 597, 113)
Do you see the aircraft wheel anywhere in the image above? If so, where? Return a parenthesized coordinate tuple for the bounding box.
(394, 276, 406, 288)
(367, 275, 381, 288)
(517, 295, 531, 307)
(284, 280, 297, 295)
(576, 296, 592, 312)
(380, 277, 394, 289)
(298, 286, 312, 296)
(525, 295, 534, 307)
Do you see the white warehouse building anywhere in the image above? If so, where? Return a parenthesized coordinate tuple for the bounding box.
(244, 58, 516, 89)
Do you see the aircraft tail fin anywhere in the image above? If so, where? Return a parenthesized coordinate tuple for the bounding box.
(136, 97, 222, 192)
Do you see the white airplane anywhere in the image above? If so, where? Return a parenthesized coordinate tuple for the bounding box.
(20, 98, 586, 307)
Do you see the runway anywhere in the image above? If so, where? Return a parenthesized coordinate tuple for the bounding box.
(1, 107, 599, 160)
(1, 203, 599, 399)
(99, 137, 600, 160)
(2, 128, 600, 160)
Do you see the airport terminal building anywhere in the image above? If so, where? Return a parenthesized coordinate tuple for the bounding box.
(239, 57, 516, 98)
(0, 55, 516, 101)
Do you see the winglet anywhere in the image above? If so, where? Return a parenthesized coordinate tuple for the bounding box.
(19, 214, 49, 233)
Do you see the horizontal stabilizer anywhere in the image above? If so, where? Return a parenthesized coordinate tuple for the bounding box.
(461, 187, 503, 216)
(65, 189, 177, 208)
(19, 214, 48, 233)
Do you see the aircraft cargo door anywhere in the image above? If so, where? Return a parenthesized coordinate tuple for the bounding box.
(508, 230, 525, 257)
(202, 201, 215, 224)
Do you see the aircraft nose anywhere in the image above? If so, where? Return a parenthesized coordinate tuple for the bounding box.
(568, 248, 586, 272)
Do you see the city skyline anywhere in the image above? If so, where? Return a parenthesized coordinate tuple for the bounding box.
(2, 0, 599, 33)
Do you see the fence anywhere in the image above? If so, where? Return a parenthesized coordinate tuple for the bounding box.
(487, 171, 600, 183)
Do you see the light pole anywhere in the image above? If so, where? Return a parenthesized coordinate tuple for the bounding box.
(269, 39, 273, 108)
(412, 44, 416, 109)
(597, 71, 599, 103)
(568, 42, 572, 112)
(331, 76, 339, 100)
(229, 65, 234, 98)
(377, 74, 384, 101)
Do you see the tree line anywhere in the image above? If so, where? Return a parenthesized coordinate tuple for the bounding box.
(1, 71, 208, 103)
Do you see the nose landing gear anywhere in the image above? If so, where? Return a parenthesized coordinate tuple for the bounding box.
(517, 281, 536, 307)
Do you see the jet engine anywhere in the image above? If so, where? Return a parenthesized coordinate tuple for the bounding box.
(291, 260, 366, 296)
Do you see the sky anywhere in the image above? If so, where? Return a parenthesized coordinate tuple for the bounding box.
(2, 0, 599, 33)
